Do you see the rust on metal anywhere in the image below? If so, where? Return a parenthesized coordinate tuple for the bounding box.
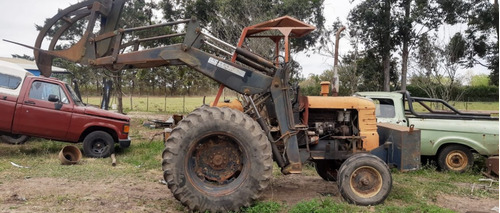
(375, 123, 421, 171)
(350, 166, 383, 198)
(193, 135, 243, 184)
(214, 16, 315, 107)
(320, 81, 330, 96)
(232, 16, 315, 64)
(32, 0, 126, 76)
(445, 150, 469, 171)
(58, 145, 82, 165)
(486, 156, 499, 176)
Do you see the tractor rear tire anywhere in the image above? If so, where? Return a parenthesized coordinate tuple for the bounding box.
(162, 107, 272, 212)
(337, 153, 392, 205)
(0, 134, 30, 145)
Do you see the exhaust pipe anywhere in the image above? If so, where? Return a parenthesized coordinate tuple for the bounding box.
(59, 145, 82, 165)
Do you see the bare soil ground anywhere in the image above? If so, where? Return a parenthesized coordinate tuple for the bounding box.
(0, 112, 498, 212)
(1, 172, 498, 212)
(436, 194, 499, 213)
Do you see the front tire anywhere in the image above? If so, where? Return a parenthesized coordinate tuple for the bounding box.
(162, 107, 272, 212)
(437, 145, 473, 173)
(338, 153, 392, 205)
(0, 134, 30, 145)
(83, 131, 114, 158)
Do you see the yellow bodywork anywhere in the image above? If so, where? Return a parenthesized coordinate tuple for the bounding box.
(306, 96, 379, 151)
(211, 99, 244, 112)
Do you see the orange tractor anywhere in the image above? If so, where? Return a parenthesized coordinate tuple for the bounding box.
(20, 1, 420, 211)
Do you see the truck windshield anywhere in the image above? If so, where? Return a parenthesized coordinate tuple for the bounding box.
(65, 84, 84, 106)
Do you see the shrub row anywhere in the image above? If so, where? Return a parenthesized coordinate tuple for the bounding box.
(407, 85, 499, 102)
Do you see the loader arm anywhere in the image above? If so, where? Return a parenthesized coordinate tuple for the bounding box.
(33, 0, 304, 172)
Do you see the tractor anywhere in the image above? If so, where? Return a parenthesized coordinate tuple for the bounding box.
(19, 1, 420, 211)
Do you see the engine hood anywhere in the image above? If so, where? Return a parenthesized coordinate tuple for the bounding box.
(83, 106, 130, 122)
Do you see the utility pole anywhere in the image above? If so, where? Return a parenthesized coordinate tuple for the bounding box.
(332, 26, 345, 96)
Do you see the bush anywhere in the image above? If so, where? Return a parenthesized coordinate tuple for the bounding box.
(463, 85, 499, 102)
(406, 85, 499, 102)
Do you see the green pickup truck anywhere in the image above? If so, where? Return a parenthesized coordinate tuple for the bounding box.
(356, 91, 499, 173)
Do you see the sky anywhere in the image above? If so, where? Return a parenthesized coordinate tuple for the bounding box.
(0, 0, 489, 79)
(0, 0, 351, 77)
(0, 1, 82, 57)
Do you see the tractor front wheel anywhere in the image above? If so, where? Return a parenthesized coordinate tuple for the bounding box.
(337, 153, 392, 205)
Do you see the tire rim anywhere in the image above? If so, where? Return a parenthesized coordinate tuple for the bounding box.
(186, 133, 247, 196)
(91, 139, 108, 154)
(350, 166, 383, 198)
(445, 150, 468, 171)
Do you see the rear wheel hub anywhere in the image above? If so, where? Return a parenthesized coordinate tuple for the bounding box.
(193, 135, 243, 184)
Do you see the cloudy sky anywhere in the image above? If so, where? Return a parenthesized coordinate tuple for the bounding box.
(0, 0, 354, 77)
(0, 0, 487, 77)
(0, 1, 81, 57)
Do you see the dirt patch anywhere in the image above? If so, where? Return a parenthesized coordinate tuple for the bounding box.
(436, 194, 499, 213)
(0, 174, 342, 212)
(0, 172, 498, 212)
(262, 175, 342, 205)
(0, 176, 180, 212)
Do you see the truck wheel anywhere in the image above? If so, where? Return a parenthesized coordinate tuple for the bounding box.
(337, 153, 392, 205)
(83, 131, 114, 158)
(437, 145, 473, 173)
(162, 107, 272, 212)
(0, 134, 30, 145)
(315, 160, 342, 182)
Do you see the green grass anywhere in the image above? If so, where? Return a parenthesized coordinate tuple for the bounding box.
(82, 95, 238, 114)
(407, 100, 498, 113)
(117, 139, 165, 170)
(448, 101, 499, 111)
(239, 165, 498, 213)
(288, 198, 361, 213)
(83, 95, 498, 114)
(243, 201, 283, 213)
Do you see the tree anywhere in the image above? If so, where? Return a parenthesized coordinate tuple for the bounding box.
(470, 74, 490, 86)
(106, 0, 159, 113)
(437, 0, 499, 86)
(395, 0, 442, 90)
(160, 0, 326, 61)
(11, 54, 34, 60)
(349, 0, 395, 91)
(348, 0, 443, 91)
(411, 33, 467, 101)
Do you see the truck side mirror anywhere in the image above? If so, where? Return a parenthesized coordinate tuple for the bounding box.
(48, 94, 60, 103)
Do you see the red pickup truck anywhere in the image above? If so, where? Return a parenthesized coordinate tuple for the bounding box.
(0, 60, 130, 158)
